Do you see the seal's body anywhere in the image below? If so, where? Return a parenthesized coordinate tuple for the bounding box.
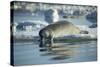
(39, 21, 80, 47)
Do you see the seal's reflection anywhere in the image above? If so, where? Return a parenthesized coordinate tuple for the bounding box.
(39, 42, 80, 60)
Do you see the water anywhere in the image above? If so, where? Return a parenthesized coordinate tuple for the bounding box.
(13, 41, 97, 66)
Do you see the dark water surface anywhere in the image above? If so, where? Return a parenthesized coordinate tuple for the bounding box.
(13, 41, 97, 66)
